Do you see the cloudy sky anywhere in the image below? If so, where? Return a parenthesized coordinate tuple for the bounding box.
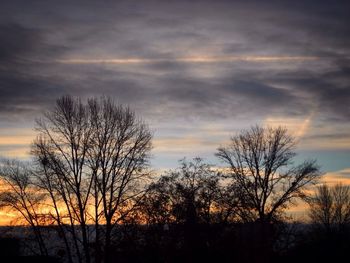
(0, 0, 349, 189)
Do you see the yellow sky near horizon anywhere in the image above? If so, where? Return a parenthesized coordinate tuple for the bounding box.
(286, 168, 350, 221)
(0, 168, 349, 226)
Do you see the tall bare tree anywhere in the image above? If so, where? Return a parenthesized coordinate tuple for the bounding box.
(33, 96, 94, 263)
(31, 95, 152, 263)
(216, 125, 320, 223)
(87, 97, 152, 263)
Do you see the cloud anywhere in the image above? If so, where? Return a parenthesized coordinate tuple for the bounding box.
(0, 0, 349, 170)
(321, 168, 350, 186)
(0, 1, 349, 121)
(264, 112, 314, 139)
(57, 56, 320, 64)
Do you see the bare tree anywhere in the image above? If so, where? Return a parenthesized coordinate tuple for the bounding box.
(87, 97, 152, 263)
(32, 96, 94, 263)
(31, 95, 152, 263)
(309, 183, 350, 231)
(0, 159, 48, 256)
(216, 125, 320, 223)
(31, 145, 77, 263)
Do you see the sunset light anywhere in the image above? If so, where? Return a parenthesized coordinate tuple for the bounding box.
(1, 1, 349, 262)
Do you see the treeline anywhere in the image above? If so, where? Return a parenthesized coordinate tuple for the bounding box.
(0, 96, 349, 263)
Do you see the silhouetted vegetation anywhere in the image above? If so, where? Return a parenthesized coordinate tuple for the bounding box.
(0, 95, 349, 263)
(309, 183, 350, 231)
(216, 125, 320, 223)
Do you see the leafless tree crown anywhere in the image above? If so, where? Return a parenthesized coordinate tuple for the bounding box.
(30, 95, 152, 263)
(309, 183, 350, 230)
(216, 125, 320, 222)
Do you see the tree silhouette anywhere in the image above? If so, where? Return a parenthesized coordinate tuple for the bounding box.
(216, 125, 321, 223)
(142, 158, 224, 225)
(31, 95, 152, 263)
(87, 97, 152, 263)
(0, 104, 332, 263)
(140, 158, 226, 261)
(0, 159, 48, 256)
(309, 183, 350, 231)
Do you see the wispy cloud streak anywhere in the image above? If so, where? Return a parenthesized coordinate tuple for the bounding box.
(56, 56, 321, 64)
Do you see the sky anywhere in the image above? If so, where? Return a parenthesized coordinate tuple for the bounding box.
(0, 0, 349, 202)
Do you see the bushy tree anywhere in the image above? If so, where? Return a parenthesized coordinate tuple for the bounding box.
(141, 158, 225, 225)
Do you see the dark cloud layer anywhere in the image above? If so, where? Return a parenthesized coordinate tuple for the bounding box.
(0, 0, 349, 126)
